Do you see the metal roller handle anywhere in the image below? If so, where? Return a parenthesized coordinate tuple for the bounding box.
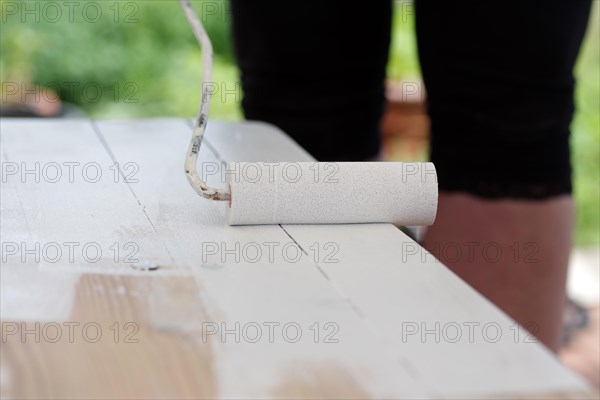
(180, 0, 230, 201)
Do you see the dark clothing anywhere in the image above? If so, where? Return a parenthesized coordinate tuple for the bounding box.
(231, 0, 592, 198)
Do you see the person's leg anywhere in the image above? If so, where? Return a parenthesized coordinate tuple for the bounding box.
(426, 194, 573, 351)
(415, 1, 592, 351)
(230, 0, 392, 161)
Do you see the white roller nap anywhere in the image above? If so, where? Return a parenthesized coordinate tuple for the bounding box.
(227, 161, 438, 225)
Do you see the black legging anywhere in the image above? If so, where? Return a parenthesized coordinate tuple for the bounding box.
(230, 1, 592, 199)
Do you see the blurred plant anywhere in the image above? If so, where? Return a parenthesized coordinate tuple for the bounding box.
(0, 0, 241, 118)
(572, 3, 600, 245)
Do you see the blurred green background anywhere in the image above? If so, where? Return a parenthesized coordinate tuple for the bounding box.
(1, 0, 598, 245)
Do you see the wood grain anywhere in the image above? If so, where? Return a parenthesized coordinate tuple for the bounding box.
(2, 274, 215, 399)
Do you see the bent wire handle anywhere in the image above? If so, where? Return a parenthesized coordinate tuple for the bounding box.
(180, 0, 230, 201)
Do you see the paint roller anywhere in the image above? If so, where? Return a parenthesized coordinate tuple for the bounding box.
(180, 0, 438, 226)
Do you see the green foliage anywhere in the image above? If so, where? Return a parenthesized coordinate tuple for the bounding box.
(0, 0, 241, 119)
(572, 6, 600, 245)
(387, 1, 420, 80)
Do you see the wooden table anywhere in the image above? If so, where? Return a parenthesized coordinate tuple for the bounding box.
(0, 118, 593, 399)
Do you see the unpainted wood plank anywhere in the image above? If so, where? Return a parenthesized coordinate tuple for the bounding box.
(1, 274, 215, 400)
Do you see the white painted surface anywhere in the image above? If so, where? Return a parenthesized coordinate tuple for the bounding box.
(0, 118, 591, 399)
(0, 119, 173, 321)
